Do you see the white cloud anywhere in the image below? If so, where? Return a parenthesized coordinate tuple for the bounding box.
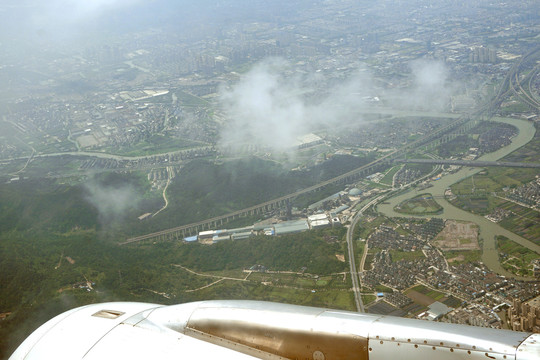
(218, 58, 375, 153)
(84, 180, 140, 225)
(386, 58, 453, 111)
(219, 59, 308, 152)
(218, 57, 458, 154)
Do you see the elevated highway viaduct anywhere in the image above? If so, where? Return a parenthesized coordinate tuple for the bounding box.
(122, 113, 476, 245)
(396, 158, 540, 169)
(122, 45, 540, 246)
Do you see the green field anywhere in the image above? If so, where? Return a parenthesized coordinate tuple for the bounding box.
(175, 90, 211, 107)
(449, 129, 540, 242)
(364, 247, 383, 271)
(379, 165, 403, 186)
(356, 217, 387, 239)
(442, 296, 463, 308)
(375, 284, 394, 293)
(407, 284, 445, 301)
(497, 236, 540, 277)
(499, 101, 531, 115)
(362, 294, 377, 305)
(389, 250, 426, 262)
(354, 239, 366, 270)
(498, 202, 540, 245)
(394, 193, 442, 215)
(103, 133, 204, 157)
(451, 182, 539, 243)
(443, 250, 482, 264)
(246, 272, 350, 290)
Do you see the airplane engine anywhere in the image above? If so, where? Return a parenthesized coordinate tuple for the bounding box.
(10, 300, 539, 360)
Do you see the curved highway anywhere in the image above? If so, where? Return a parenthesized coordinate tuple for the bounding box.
(346, 195, 385, 313)
(492, 45, 540, 112)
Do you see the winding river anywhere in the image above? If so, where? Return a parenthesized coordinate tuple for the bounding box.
(377, 117, 540, 280)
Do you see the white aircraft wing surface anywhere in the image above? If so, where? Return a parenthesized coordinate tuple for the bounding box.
(10, 300, 540, 360)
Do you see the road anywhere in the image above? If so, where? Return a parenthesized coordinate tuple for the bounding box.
(377, 117, 540, 279)
(508, 49, 540, 110)
(2, 146, 214, 163)
(1, 108, 463, 167)
(489, 45, 540, 113)
(124, 112, 472, 244)
(346, 195, 384, 313)
(152, 166, 175, 218)
(397, 158, 540, 169)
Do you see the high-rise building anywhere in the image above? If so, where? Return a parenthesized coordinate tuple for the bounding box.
(507, 298, 540, 333)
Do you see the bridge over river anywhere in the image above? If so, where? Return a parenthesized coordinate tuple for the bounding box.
(378, 117, 540, 279)
(397, 158, 540, 169)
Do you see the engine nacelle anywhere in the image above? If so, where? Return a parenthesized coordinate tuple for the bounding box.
(10, 300, 540, 360)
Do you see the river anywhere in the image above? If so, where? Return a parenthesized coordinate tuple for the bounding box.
(377, 117, 539, 280)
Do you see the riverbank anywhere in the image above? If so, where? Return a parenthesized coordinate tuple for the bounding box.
(377, 117, 539, 280)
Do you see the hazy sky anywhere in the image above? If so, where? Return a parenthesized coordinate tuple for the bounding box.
(1, 0, 457, 153)
(1, 1, 178, 52)
(0, 0, 295, 61)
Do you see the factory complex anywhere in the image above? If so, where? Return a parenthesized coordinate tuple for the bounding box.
(185, 205, 349, 245)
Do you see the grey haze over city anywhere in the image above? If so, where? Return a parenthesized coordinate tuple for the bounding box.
(1, 1, 461, 155)
(1, 0, 539, 358)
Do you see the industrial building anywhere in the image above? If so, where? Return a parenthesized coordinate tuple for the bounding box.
(308, 191, 347, 210)
(331, 205, 349, 216)
(294, 133, 324, 149)
(198, 230, 218, 242)
(425, 301, 451, 321)
(183, 235, 198, 242)
(232, 231, 252, 240)
(187, 213, 340, 244)
(196, 227, 254, 243)
(196, 230, 231, 244)
(308, 214, 329, 222)
(308, 213, 331, 229)
(273, 220, 309, 235)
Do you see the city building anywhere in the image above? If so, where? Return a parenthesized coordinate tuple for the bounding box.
(507, 298, 540, 333)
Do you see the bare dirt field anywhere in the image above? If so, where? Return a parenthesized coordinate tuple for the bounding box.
(433, 220, 480, 250)
(404, 290, 435, 307)
(447, 254, 465, 263)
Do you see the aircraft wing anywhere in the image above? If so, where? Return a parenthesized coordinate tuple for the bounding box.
(9, 300, 539, 360)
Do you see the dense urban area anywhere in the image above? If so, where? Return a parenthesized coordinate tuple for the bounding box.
(0, 0, 539, 358)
